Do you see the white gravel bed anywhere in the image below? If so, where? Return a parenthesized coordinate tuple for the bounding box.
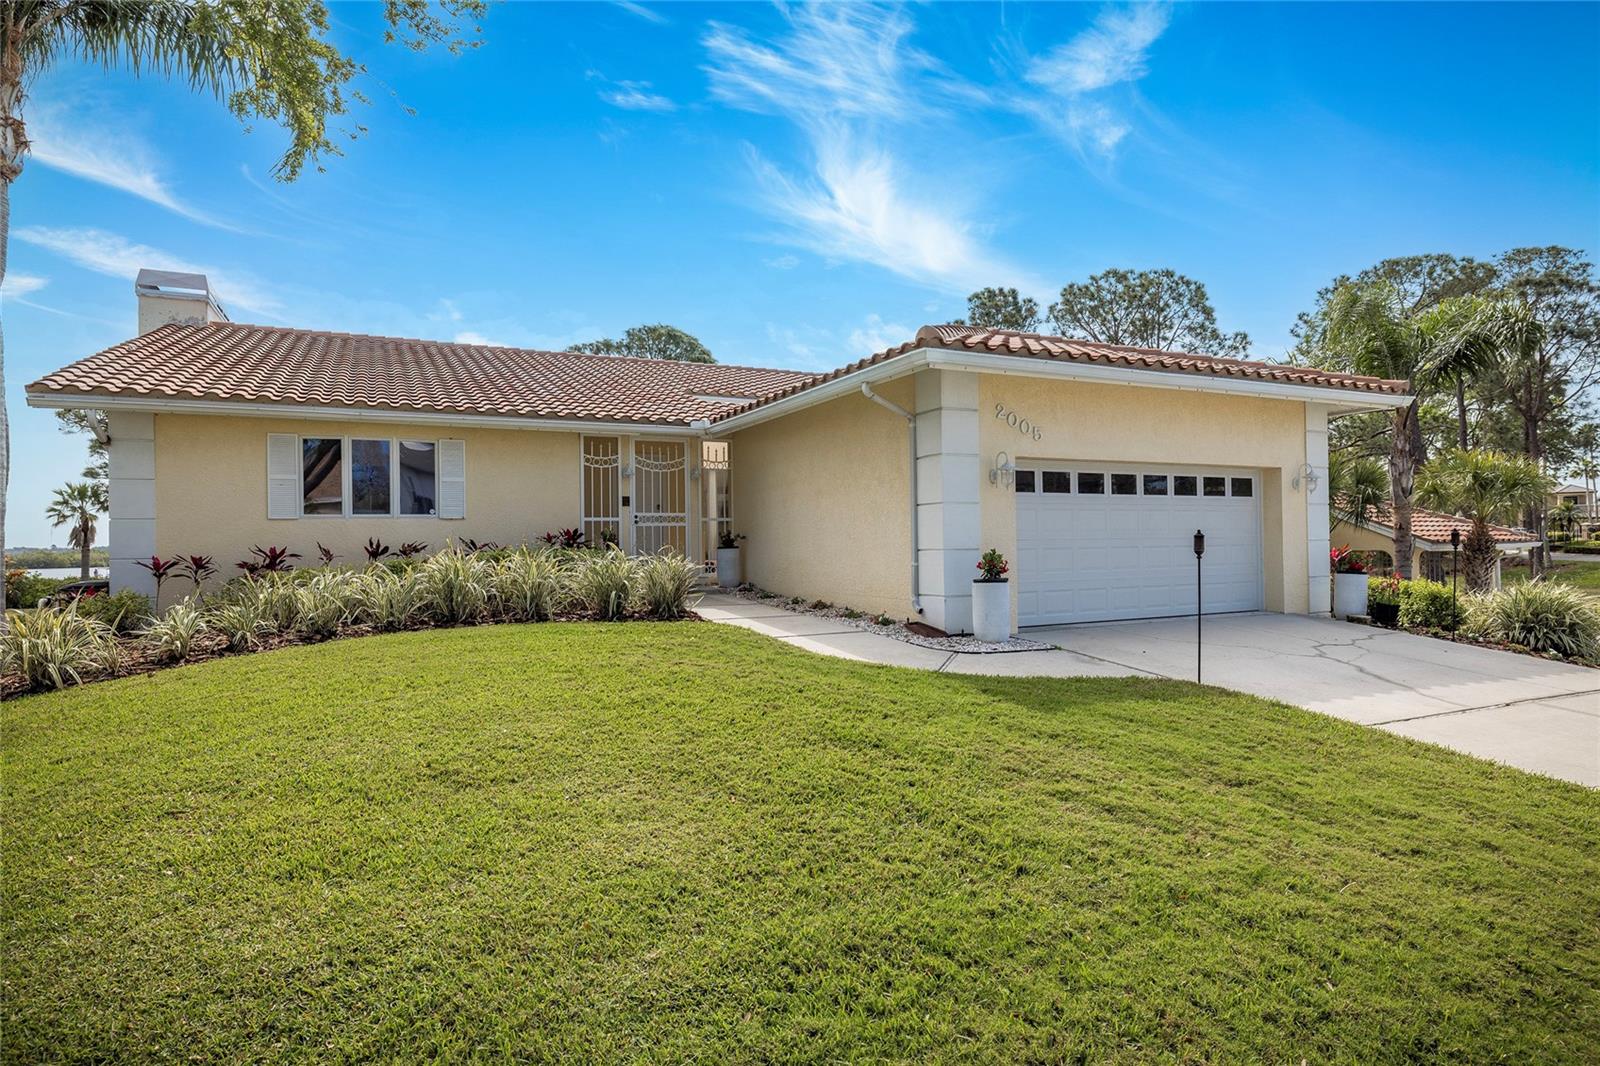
(730, 587, 1057, 655)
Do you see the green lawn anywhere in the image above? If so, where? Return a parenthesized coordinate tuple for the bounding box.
(5, 625, 1597, 1062)
(1505, 559, 1600, 600)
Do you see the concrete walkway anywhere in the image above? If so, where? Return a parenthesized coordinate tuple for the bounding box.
(698, 593, 1599, 787)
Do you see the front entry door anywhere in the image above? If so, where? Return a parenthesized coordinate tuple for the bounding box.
(633, 440, 688, 555)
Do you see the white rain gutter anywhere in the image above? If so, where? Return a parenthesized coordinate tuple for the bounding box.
(859, 382, 923, 617)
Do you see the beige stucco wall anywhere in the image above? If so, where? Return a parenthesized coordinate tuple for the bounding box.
(1333, 520, 1408, 573)
(152, 413, 587, 603)
(726, 380, 915, 616)
(977, 376, 1312, 615)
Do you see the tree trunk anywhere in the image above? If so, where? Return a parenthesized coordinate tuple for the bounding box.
(0, 20, 25, 618)
(78, 526, 90, 581)
(1455, 377, 1469, 450)
(1463, 518, 1497, 594)
(1524, 416, 1545, 577)
(1389, 401, 1419, 580)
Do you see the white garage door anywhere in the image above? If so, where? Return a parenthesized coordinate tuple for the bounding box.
(1016, 462, 1264, 626)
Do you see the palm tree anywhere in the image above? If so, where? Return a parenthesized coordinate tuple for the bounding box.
(0, 1, 483, 593)
(1323, 285, 1513, 578)
(1551, 499, 1579, 536)
(1576, 456, 1600, 521)
(1328, 450, 1388, 531)
(1417, 450, 1550, 592)
(45, 481, 106, 580)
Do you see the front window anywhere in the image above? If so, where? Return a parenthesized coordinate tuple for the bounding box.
(399, 440, 437, 515)
(302, 438, 343, 515)
(352, 439, 392, 515)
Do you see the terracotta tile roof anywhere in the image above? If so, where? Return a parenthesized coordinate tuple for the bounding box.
(29, 320, 1410, 427)
(1345, 500, 1538, 545)
(718, 324, 1409, 420)
(26, 322, 817, 426)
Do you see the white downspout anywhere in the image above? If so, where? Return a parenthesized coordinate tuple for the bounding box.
(861, 383, 923, 616)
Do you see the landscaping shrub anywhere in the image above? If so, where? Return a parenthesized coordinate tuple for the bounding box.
(636, 551, 702, 619)
(207, 596, 268, 651)
(292, 571, 358, 640)
(1398, 578, 1464, 630)
(0, 605, 118, 690)
(143, 599, 208, 663)
(572, 548, 638, 621)
(74, 589, 152, 634)
(1484, 581, 1600, 659)
(5, 571, 68, 609)
(418, 549, 491, 625)
(352, 567, 428, 631)
(248, 574, 303, 633)
(1460, 593, 1496, 643)
(490, 549, 563, 622)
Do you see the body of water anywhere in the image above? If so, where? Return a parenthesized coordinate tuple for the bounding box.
(26, 568, 108, 580)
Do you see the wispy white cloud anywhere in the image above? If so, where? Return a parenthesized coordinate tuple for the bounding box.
(1022, 4, 1171, 156)
(14, 226, 281, 316)
(27, 105, 239, 230)
(599, 80, 677, 113)
(763, 254, 800, 270)
(0, 272, 48, 299)
(453, 330, 510, 347)
(847, 313, 913, 356)
(613, 1, 666, 25)
(703, 6, 1031, 295)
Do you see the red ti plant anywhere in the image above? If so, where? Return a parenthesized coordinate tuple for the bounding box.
(363, 538, 392, 562)
(540, 528, 587, 549)
(134, 556, 181, 599)
(460, 538, 500, 553)
(396, 541, 429, 559)
(237, 545, 300, 577)
(1330, 545, 1368, 575)
(179, 554, 216, 593)
(317, 542, 338, 565)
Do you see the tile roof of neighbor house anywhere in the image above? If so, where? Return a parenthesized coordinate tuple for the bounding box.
(27, 320, 1411, 426)
(1348, 500, 1538, 546)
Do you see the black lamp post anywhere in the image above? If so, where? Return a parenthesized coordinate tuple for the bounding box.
(1193, 529, 1206, 683)
(1450, 527, 1461, 640)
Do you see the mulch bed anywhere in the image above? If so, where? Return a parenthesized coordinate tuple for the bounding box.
(1353, 618, 1597, 670)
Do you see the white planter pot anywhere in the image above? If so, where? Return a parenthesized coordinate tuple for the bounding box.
(715, 547, 742, 588)
(1333, 571, 1369, 619)
(971, 579, 1012, 642)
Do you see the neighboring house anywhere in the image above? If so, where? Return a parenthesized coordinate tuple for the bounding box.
(1333, 502, 1539, 587)
(1548, 482, 1596, 519)
(26, 271, 1412, 634)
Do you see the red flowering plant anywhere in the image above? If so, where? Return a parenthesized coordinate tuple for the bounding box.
(1330, 545, 1368, 575)
(134, 555, 181, 599)
(975, 548, 1010, 582)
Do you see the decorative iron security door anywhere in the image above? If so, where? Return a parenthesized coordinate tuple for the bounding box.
(632, 440, 688, 556)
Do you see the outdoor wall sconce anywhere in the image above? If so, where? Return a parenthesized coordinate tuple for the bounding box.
(690, 466, 702, 482)
(1291, 463, 1320, 495)
(620, 465, 634, 480)
(989, 451, 1015, 489)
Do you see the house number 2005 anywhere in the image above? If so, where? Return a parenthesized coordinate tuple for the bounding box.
(994, 403, 1042, 441)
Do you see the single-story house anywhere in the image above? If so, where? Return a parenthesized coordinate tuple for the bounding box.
(26, 270, 1413, 634)
(1333, 502, 1539, 587)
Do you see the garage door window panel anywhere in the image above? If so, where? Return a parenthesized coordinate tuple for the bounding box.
(1077, 472, 1105, 494)
(1042, 470, 1071, 494)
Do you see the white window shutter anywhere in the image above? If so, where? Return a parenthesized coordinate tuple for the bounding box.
(438, 439, 466, 519)
(267, 434, 300, 519)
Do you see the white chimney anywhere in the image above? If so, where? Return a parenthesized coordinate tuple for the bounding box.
(135, 268, 229, 335)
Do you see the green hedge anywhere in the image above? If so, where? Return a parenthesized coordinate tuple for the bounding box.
(1398, 578, 1464, 630)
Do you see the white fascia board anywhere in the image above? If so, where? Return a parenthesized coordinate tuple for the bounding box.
(707, 351, 931, 435)
(23, 392, 705, 436)
(920, 350, 1414, 410)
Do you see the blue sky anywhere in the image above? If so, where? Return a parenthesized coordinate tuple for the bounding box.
(5, 1, 1598, 547)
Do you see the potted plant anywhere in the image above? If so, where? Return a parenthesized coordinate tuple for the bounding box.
(1330, 545, 1369, 619)
(716, 531, 745, 588)
(1367, 573, 1402, 628)
(972, 548, 1012, 642)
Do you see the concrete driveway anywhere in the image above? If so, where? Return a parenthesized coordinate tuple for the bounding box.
(698, 595, 1598, 787)
(1030, 614, 1599, 787)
